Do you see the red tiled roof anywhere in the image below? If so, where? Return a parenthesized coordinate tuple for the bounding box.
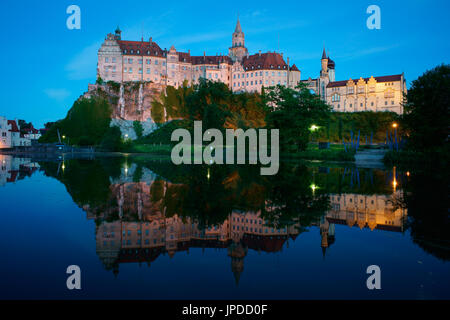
(242, 52, 288, 71)
(290, 64, 299, 72)
(327, 74, 403, 88)
(243, 234, 288, 253)
(7, 120, 19, 133)
(118, 40, 165, 57)
(191, 55, 232, 65)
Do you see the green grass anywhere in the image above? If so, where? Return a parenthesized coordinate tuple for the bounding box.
(283, 143, 356, 161)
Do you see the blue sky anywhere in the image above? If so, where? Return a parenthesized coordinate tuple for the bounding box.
(1, 0, 449, 128)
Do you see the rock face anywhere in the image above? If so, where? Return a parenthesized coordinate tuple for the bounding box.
(84, 81, 165, 139)
(110, 118, 158, 140)
(85, 81, 165, 121)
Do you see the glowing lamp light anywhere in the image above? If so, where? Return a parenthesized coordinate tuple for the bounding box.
(392, 123, 398, 129)
(310, 125, 319, 132)
(310, 184, 319, 193)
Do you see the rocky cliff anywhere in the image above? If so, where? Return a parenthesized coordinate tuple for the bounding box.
(83, 81, 166, 139)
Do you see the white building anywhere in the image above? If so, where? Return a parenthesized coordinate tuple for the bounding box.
(97, 19, 301, 93)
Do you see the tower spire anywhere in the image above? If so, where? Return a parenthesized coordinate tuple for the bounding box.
(322, 47, 327, 59)
(235, 16, 242, 33)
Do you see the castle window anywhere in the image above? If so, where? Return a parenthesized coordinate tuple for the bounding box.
(105, 57, 109, 63)
(130, 50, 134, 54)
(123, 50, 127, 54)
(137, 50, 140, 54)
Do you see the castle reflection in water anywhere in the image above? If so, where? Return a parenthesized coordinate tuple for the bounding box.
(85, 164, 406, 281)
(0, 155, 407, 283)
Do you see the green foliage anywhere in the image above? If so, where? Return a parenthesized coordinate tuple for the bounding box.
(264, 83, 331, 152)
(39, 97, 112, 146)
(316, 111, 400, 143)
(402, 64, 450, 152)
(100, 126, 122, 151)
(133, 121, 144, 139)
(96, 76, 104, 85)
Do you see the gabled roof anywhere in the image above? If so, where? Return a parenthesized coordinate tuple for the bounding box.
(118, 40, 165, 57)
(327, 74, 403, 88)
(290, 64, 300, 72)
(242, 52, 288, 71)
(7, 120, 19, 133)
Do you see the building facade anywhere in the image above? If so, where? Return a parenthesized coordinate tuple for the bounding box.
(301, 48, 407, 114)
(97, 19, 301, 93)
(0, 117, 37, 148)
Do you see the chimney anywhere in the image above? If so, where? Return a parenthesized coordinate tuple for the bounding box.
(259, 50, 261, 56)
(188, 49, 190, 55)
(149, 37, 152, 43)
(281, 52, 283, 57)
(203, 51, 206, 58)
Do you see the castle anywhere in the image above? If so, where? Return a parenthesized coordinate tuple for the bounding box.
(97, 18, 407, 114)
(97, 18, 301, 93)
(301, 48, 407, 114)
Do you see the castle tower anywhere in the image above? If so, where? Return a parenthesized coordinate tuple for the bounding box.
(320, 48, 328, 75)
(228, 17, 248, 62)
(319, 47, 330, 99)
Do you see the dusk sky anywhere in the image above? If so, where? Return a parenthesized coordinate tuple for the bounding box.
(1, 0, 449, 128)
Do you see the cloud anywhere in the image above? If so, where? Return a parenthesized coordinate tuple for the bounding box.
(336, 44, 401, 61)
(44, 88, 71, 101)
(65, 41, 102, 80)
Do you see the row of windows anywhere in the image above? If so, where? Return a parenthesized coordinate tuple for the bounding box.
(333, 100, 396, 109)
(233, 79, 286, 87)
(232, 225, 287, 233)
(233, 71, 287, 79)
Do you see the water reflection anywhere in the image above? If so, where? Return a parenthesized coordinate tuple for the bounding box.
(1, 153, 448, 287)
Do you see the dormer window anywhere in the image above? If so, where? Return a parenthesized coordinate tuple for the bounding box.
(124, 50, 127, 54)
(147, 51, 150, 54)
(130, 50, 134, 54)
(137, 50, 140, 54)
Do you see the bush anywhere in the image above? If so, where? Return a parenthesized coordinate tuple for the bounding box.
(39, 97, 112, 146)
(100, 126, 122, 151)
(133, 121, 144, 139)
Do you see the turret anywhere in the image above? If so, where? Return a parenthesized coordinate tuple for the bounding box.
(115, 26, 122, 40)
(228, 17, 248, 62)
(321, 47, 328, 73)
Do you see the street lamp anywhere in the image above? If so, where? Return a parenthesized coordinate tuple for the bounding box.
(392, 122, 398, 129)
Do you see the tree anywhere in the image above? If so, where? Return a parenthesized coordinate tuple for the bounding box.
(133, 121, 144, 138)
(186, 79, 232, 130)
(403, 64, 450, 151)
(264, 83, 331, 152)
